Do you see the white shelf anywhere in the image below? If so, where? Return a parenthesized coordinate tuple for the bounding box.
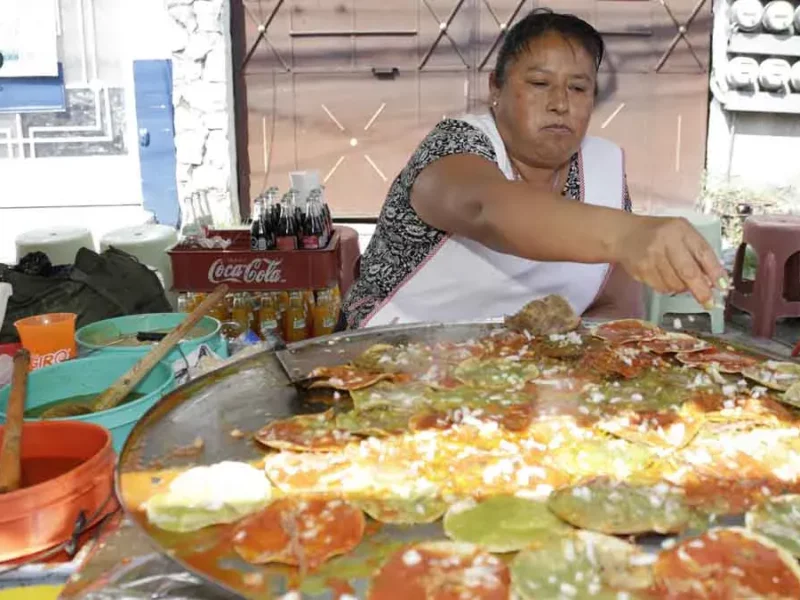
(728, 32, 800, 57)
(723, 89, 800, 113)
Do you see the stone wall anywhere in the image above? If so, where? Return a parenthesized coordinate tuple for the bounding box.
(166, 0, 239, 228)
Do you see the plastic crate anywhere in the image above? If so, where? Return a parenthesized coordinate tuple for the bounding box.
(169, 231, 341, 292)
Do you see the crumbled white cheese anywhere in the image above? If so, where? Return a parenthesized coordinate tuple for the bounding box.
(402, 549, 422, 567)
(560, 582, 578, 597)
(628, 553, 657, 566)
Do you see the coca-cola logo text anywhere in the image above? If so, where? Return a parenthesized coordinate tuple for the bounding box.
(208, 258, 285, 285)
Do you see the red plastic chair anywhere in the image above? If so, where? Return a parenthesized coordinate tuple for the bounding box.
(726, 215, 800, 338)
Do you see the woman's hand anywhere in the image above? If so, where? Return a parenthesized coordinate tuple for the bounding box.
(613, 216, 728, 308)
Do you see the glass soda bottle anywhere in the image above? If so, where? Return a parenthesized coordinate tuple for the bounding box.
(250, 294, 262, 337)
(294, 191, 306, 239)
(270, 189, 282, 231)
(283, 290, 308, 343)
(276, 191, 299, 251)
(191, 293, 206, 312)
(300, 190, 326, 249)
(261, 187, 279, 249)
(231, 293, 252, 337)
(258, 293, 281, 341)
(209, 296, 230, 323)
(303, 289, 316, 337)
(250, 198, 268, 251)
(312, 289, 337, 337)
(177, 293, 189, 313)
(331, 285, 341, 314)
(318, 186, 334, 245)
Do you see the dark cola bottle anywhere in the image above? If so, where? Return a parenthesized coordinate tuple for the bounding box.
(311, 189, 329, 247)
(270, 189, 282, 231)
(250, 199, 268, 251)
(261, 187, 279, 249)
(300, 191, 326, 249)
(293, 190, 306, 237)
(318, 186, 333, 246)
(275, 191, 299, 251)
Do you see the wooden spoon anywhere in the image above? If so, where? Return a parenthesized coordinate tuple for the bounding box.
(93, 284, 229, 412)
(0, 349, 31, 493)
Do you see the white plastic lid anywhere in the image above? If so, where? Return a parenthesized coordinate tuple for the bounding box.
(758, 58, 792, 90)
(732, 0, 764, 30)
(790, 61, 800, 92)
(726, 56, 760, 88)
(762, 0, 794, 32)
(15, 226, 92, 245)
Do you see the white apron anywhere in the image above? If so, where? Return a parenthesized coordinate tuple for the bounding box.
(362, 113, 626, 328)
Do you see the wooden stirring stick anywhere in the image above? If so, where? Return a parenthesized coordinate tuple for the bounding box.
(0, 349, 31, 493)
(93, 284, 229, 412)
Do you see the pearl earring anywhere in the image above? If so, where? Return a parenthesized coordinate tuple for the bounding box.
(492, 100, 498, 107)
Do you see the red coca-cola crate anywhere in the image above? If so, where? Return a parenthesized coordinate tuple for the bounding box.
(169, 231, 341, 292)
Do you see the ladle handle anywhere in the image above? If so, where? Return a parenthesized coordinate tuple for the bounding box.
(93, 284, 229, 412)
(0, 349, 30, 493)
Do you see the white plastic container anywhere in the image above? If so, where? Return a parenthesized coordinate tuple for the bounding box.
(289, 170, 322, 205)
(762, 0, 794, 33)
(758, 57, 792, 91)
(731, 0, 764, 31)
(790, 60, 800, 92)
(726, 56, 761, 88)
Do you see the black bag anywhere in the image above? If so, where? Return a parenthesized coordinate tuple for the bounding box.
(0, 247, 172, 344)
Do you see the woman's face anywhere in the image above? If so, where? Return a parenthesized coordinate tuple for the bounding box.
(491, 31, 597, 169)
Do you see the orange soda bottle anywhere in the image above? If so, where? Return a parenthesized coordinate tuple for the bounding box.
(283, 291, 308, 343)
(258, 293, 281, 341)
(312, 289, 337, 337)
(231, 293, 252, 336)
(303, 289, 315, 337)
(209, 295, 230, 323)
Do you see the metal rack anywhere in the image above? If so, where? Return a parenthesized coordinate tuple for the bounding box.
(720, 2, 800, 114)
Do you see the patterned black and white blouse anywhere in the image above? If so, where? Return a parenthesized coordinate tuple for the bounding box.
(342, 118, 632, 329)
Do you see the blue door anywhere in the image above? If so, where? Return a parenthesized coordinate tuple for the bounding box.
(133, 60, 179, 227)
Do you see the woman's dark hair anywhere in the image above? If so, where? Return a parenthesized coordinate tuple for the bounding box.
(493, 8, 605, 87)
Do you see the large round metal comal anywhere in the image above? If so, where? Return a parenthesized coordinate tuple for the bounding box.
(727, 56, 761, 89)
(731, 0, 764, 31)
(114, 319, 789, 599)
(762, 0, 795, 32)
(758, 57, 792, 91)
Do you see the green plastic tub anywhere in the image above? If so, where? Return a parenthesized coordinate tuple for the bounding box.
(0, 354, 175, 452)
(74, 313, 228, 368)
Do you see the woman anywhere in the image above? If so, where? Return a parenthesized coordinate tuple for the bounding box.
(342, 9, 725, 329)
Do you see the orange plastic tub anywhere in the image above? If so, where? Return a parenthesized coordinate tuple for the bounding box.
(0, 421, 116, 563)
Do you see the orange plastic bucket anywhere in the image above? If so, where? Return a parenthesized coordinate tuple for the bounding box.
(0, 421, 116, 563)
(14, 313, 77, 371)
